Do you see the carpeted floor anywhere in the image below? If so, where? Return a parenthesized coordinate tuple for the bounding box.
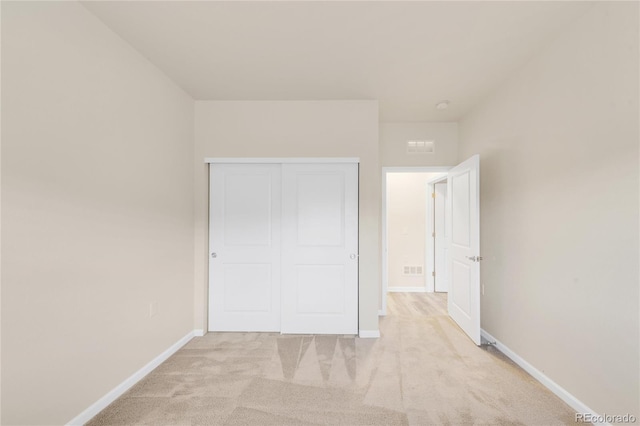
(88, 293, 577, 425)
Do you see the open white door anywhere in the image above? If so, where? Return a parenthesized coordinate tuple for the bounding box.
(281, 163, 359, 334)
(447, 155, 481, 345)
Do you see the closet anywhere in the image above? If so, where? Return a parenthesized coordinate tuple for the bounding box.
(208, 160, 359, 334)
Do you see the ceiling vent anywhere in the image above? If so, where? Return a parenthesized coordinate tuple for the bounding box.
(407, 140, 434, 154)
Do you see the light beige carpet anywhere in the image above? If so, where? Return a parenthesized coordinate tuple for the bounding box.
(88, 293, 577, 425)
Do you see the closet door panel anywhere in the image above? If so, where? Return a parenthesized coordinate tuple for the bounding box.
(208, 164, 281, 332)
(281, 163, 358, 334)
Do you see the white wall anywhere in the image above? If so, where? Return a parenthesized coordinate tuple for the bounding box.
(380, 122, 458, 167)
(194, 101, 380, 332)
(1, 2, 195, 424)
(459, 2, 638, 417)
(386, 172, 444, 290)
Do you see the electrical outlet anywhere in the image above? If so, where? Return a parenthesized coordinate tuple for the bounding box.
(149, 301, 159, 318)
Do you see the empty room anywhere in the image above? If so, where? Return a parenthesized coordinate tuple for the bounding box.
(1, 1, 638, 425)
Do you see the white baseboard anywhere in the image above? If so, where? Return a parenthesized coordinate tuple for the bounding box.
(359, 329, 380, 338)
(388, 286, 427, 293)
(481, 329, 607, 426)
(193, 329, 205, 337)
(378, 309, 386, 316)
(67, 329, 200, 426)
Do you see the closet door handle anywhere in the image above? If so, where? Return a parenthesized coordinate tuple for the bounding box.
(350, 254, 358, 260)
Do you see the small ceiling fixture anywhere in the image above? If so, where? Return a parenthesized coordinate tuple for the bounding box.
(435, 100, 450, 110)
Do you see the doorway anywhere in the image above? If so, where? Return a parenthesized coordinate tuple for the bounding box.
(381, 167, 448, 315)
(428, 176, 449, 293)
(381, 156, 481, 345)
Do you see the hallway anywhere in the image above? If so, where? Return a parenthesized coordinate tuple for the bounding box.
(89, 293, 576, 425)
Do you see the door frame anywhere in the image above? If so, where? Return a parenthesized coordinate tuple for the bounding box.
(380, 166, 450, 316)
(206, 157, 360, 164)
(426, 175, 449, 294)
(205, 157, 360, 333)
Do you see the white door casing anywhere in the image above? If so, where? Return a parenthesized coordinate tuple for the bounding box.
(447, 155, 481, 345)
(208, 164, 282, 332)
(434, 182, 449, 292)
(281, 163, 359, 334)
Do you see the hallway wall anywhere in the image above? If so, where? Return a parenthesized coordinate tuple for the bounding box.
(386, 172, 445, 290)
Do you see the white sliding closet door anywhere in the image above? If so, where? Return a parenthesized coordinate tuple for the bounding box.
(208, 164, 281, 332)
(281, 163, 359, 334)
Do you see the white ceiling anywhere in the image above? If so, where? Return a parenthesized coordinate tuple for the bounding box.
(82, 1, 591, 122)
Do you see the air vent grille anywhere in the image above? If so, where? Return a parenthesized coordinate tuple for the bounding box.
(403, 265, 424, 276)
(407, 140, 434, 154)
